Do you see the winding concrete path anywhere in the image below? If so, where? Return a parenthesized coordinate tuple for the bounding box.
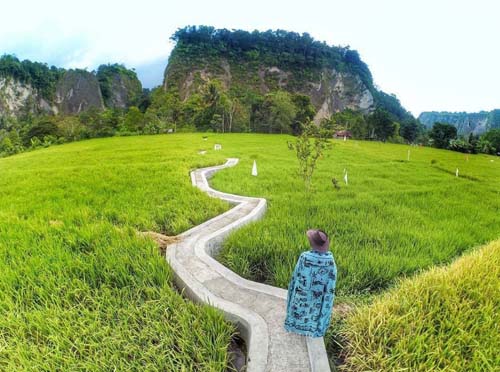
(166, 159, 330, 372)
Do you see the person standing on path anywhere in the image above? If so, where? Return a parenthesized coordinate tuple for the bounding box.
(284, 229, 337, 338)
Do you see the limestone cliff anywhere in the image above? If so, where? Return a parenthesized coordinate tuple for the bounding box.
(96, 64, 142, 109)
(163, 27, 409, 122)
(309, 69, 374, 122)
(418, 110, 500, 135)
(166, 61, 375, 123)
(0, 77, 56, 116)
(0, 56, 142, 118)
(55, 70, 104, 114)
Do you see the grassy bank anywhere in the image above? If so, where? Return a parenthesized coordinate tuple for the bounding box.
(0, 134, 234, 370)
(340, 239, 500, 371)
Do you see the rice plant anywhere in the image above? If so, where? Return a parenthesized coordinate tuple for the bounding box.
(340, 239, 500, 371)
(0, 134, 235, 370)
(211, 135, 500, 294)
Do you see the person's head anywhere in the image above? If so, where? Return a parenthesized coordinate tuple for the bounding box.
(306, 229, 330, 253)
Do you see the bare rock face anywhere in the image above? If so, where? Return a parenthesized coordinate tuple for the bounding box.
(95, 64, 143, 109)
(170, 58, 233, 100)
(55, 70, 104, 114)
(104, 74, 136, 108)
(0, 65, 141, 118)
(310, 69, 374, 123)
(418, 110, 500, 135)
(165, 58, 375, 119)
(0, 78, 57, 116)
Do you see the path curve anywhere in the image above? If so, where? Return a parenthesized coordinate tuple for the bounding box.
(166, 159, 330, 372)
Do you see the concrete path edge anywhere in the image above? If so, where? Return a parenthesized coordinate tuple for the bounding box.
(166, 158, 330, 371)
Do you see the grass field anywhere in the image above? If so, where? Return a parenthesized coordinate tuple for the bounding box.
(0, 135, 234, 370)
(341, 239, 500, 371)
(1, 133, 499, 370)
(210, 135, 500, 294)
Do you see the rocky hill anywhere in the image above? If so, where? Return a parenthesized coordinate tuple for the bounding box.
(97, 64, 142, 109)
(0, 55, 142, 118)
(418, 110, 500, 135)
(163, 26, 412, 123)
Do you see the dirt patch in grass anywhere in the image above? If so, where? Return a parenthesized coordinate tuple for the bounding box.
(139, 231, 180, 255)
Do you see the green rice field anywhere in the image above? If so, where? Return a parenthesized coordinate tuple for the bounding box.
(211, 135, 500, 294)
(1, 133, 499, 370)
(0, 135, 233, 371)
(341, 239, 500, 371)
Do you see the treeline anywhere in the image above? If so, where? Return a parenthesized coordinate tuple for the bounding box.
(0, 75, 430, 158)
(0, 79, 315, 158)
(172, 26, 373, 88)
(427, 122, 500, 155)
(1, 86, 499, 157)
(0, 55, 63, 99)
(0, 106, 148, 157)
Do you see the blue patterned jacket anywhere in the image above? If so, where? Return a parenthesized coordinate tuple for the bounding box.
(284, 250, 336, 337)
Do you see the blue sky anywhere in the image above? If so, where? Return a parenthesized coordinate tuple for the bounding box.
(1, 0, 498, 116)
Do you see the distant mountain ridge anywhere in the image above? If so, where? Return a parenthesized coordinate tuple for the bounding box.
(418, 110, 500, 135)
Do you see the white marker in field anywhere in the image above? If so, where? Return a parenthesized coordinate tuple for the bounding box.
(252, 160, 258, 176)
(344, 170, 348, 185)
(214, 144, 222, 151)
(344, 135, 347, 142)
(407, 149, 411, 161)
(456, 168, 459, 177)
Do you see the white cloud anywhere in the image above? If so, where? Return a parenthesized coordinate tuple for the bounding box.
(1, 0, 499, 114)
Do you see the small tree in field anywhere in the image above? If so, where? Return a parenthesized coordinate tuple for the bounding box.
(292, 121, 331, 191)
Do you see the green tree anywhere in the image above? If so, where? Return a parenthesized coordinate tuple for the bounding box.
(482, 129, 500, 153)
(292, 121, 331, 191)
(291, 94, 316, 134)
(182, 93, 205, 129)
(400, 120, 419, 143)
(198, 80, 226, 132)
(24, 119, 59, 146)
(367, 109, 396, 142)
(266, 91, 296, 134)
(122, 106, 144, 133)
(449, 138, 472, 153)
(0, 137, 13, 155)
(57, 116, 86, 141)
(323, 109, 368, 139)
(147, 88, 183, 131)
(475, 138, 495, 154)
(429, 122, 457, 149)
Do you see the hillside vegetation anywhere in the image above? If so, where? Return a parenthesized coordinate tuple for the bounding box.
(0, 135, 234, 370)
(341, 239, 500, 371)
(0, 54, 63, 100)
(159, 26, 413, 133)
